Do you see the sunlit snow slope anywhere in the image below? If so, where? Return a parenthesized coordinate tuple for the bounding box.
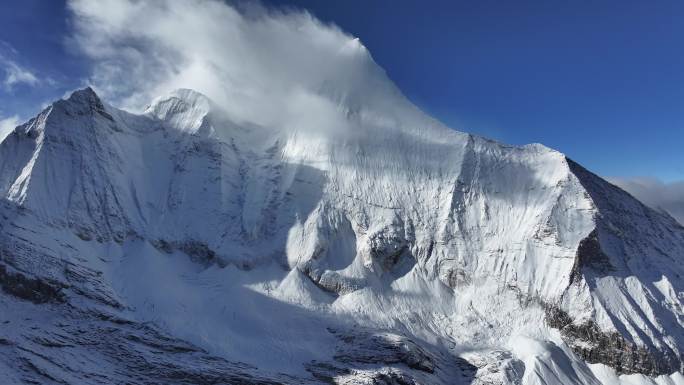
(0, 39, 683, 385)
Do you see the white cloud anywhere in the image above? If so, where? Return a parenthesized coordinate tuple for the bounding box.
(0, 115, 19, 142)
(66, 0, 414, 138)
(0, 41, 39, 91)
(610, 177, 684, 225)
(2, 60, 39, 90)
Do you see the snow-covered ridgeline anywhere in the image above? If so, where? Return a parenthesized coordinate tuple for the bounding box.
(0, 39, 682, 384)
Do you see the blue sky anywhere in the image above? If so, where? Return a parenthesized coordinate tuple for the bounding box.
(1, 0, 683, 182)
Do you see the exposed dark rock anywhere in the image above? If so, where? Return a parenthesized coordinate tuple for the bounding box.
(367, 371, 417, 385)
(304, 361, 351, 384)
(545, 305, 680, 376)
(328, 329, 435, 373)
(299, 263, 364, 295)
(368, 225, 411, 273)
(0, 263, 65, 304)
(152, 238, 174, 254)
(444, 267, 472, 288)
(569, 229, 614, 284)
(464, 350, 524, 385)
(152, 239, 223, 266)
(299, 327, 476, 384)
(305, 362, 418, 385)
(177, 240, 217, 264)
(64, 263, 123, 308)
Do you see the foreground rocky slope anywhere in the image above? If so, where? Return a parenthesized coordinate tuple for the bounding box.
(0, 49, 682, 384)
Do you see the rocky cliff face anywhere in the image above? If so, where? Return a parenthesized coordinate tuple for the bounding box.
(0, 80, 682, 384)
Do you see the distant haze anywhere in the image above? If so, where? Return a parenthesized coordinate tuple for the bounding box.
(610, 177, 684, 225)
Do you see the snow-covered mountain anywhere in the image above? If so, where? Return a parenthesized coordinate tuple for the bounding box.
(0, 42, 683, 385)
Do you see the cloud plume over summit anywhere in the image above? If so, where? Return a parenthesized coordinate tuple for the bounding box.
(67, 0, 412, 136)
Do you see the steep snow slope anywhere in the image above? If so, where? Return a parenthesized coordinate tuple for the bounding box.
(0, 44, 683, 384)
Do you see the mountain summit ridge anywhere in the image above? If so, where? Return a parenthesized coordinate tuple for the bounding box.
(0, 86, 682, 384)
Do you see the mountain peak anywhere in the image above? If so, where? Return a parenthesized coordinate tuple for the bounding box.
(65, 86, 104, 108)
(145, 88, 214, 133)
(167, 88, 212, 105)
(46, 86, 113, 123)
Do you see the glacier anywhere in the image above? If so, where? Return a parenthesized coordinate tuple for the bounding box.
(0, 39, 683, 385)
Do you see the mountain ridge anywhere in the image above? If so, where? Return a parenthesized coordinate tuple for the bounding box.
(0, 86, 682, 384)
